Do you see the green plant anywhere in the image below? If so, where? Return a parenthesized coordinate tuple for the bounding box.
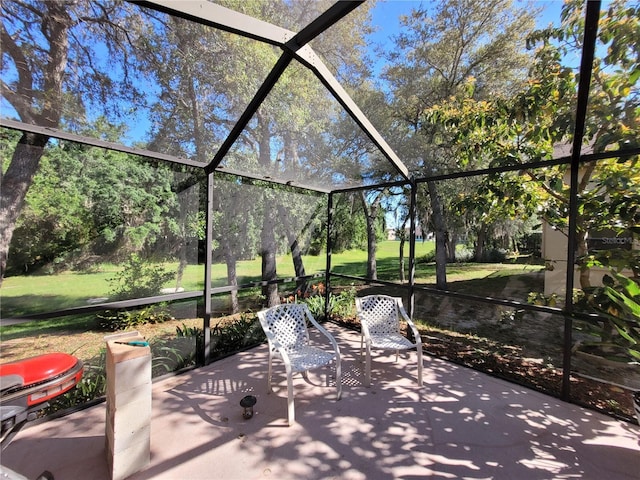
(151, 342, 197, 375)
(108, 253, 174, 301)
(329, 287, 357, 319)
(302, 287, 356, 320)
(527, 291, 559, 307)
(210, 313, 265, 359)
(578, 272, 640, 362)
(97, 303, 173, 331)
(303, 293, 327, 318)
(174, 323, 205, 366)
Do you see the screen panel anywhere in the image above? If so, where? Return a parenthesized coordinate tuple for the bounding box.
(1, 133, 203, 317)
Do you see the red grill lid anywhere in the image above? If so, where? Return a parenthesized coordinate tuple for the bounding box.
(0, 353, 79, 386)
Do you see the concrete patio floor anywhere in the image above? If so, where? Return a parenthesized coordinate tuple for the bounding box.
(2, 323, 639, 480)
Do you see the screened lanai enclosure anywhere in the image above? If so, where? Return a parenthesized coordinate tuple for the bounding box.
(1, 0, 639, 423)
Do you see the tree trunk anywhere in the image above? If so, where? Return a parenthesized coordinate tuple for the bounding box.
(576, 229, 591, 290)
(261, 204, 279, 306)
(475, 223, 488, 261)
(1, 2, 70, 283)
(277, 204, 307, 291)
(359, 191, 381, 280)
(0, 133, 49, 282)
(257, 113, 279, 306)
(446, 232, 457, 262)
(174, 184, 197, 291)
(576, 164, 597, 291)
(427, 181, 447, 289)
(225, 250, 239, 313)
(279, 133, 307, 291)
(398, 217, 408, 284)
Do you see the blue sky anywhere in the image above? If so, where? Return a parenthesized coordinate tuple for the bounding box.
(368, 0, 565, 47)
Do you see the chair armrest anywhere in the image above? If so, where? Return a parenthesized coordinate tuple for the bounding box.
(398, 304, 422, 347)
(307, 313, 341, 356)
(357, 313, 373, 340)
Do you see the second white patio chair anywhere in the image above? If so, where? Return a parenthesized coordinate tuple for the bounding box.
(355, 295, 423, 387)
(257, 303, 342, 425)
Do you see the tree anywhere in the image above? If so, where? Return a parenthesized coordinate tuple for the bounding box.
(384, 0, 539, 288)
(532, 0, 640, 289)
(359, 189, 384, 280)
(138, 12, 246, 309)
(4, 118, 183, 277)
(210, 0, 375, 306)
(420, 78, 553, 263)
(419, 0, 639, 297)
(4, 130, 92, 274)
(1, 0, 147, 283)
(329, 192, 368, 253)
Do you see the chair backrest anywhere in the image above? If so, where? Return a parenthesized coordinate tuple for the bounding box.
(257, 303, 311, 353)
(355, 295, 401, 336)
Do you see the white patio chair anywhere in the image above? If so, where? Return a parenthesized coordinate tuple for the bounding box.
(355, 295, 423, 387)
(257, 303, 342, 425)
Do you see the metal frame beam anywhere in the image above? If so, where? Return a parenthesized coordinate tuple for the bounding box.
(134, 0, 410, 186)
(0, 118, 203, 168)
(561, 0, 601, 400)
(134, 0, 293, 46)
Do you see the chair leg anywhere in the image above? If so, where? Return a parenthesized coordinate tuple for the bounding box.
(335, 357, 342, 400)
(416, 346, 423, 387)
(267, 354, 273, 393)
(286, 369, 295, 426)
(364, 345, 372, 387)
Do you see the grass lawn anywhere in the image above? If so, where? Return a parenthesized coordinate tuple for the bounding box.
(0, 240, 542, 320)
(0, 241, 431, 316)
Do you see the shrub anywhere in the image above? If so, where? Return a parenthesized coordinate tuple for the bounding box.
(294, 283, 356, 321)
(417, 250, 437, 264)
(98, 304, 173, 331)
(108, 253, 174, 301)
(455, 245, 474, 262)
(527, 291, 559, 307)
(173, 323, 205, 366)
(478, 248, 508, 263)
(585, 271, 640, 361)
(210, 313, 265, 359)
(329, 287, 357, 319)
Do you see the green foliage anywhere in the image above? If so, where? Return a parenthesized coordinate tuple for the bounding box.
(210, 313, 265, 359)
(98, 304, 173, 331)
(108, 253, 174, 301)
(287, 282, 357, 321)
(6, 136, 94, 275)
(583, 249, 640, 280)
(330, 193, 368, 252)
(586, 272, 640, 361)
(420, 0, 639, 285)
(150, 332, 201, 376)
(417, 250, 437, 264)
(5, 123, 186, 275)
(455, 245, 475, 263)
(527, 292, 559, 307)
(328, 287, 357, 320)
(174, 323, 205, 366)
(170, 316, 267, 365)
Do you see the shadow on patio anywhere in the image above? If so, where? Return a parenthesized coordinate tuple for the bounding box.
(2, 324, 639, 480)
